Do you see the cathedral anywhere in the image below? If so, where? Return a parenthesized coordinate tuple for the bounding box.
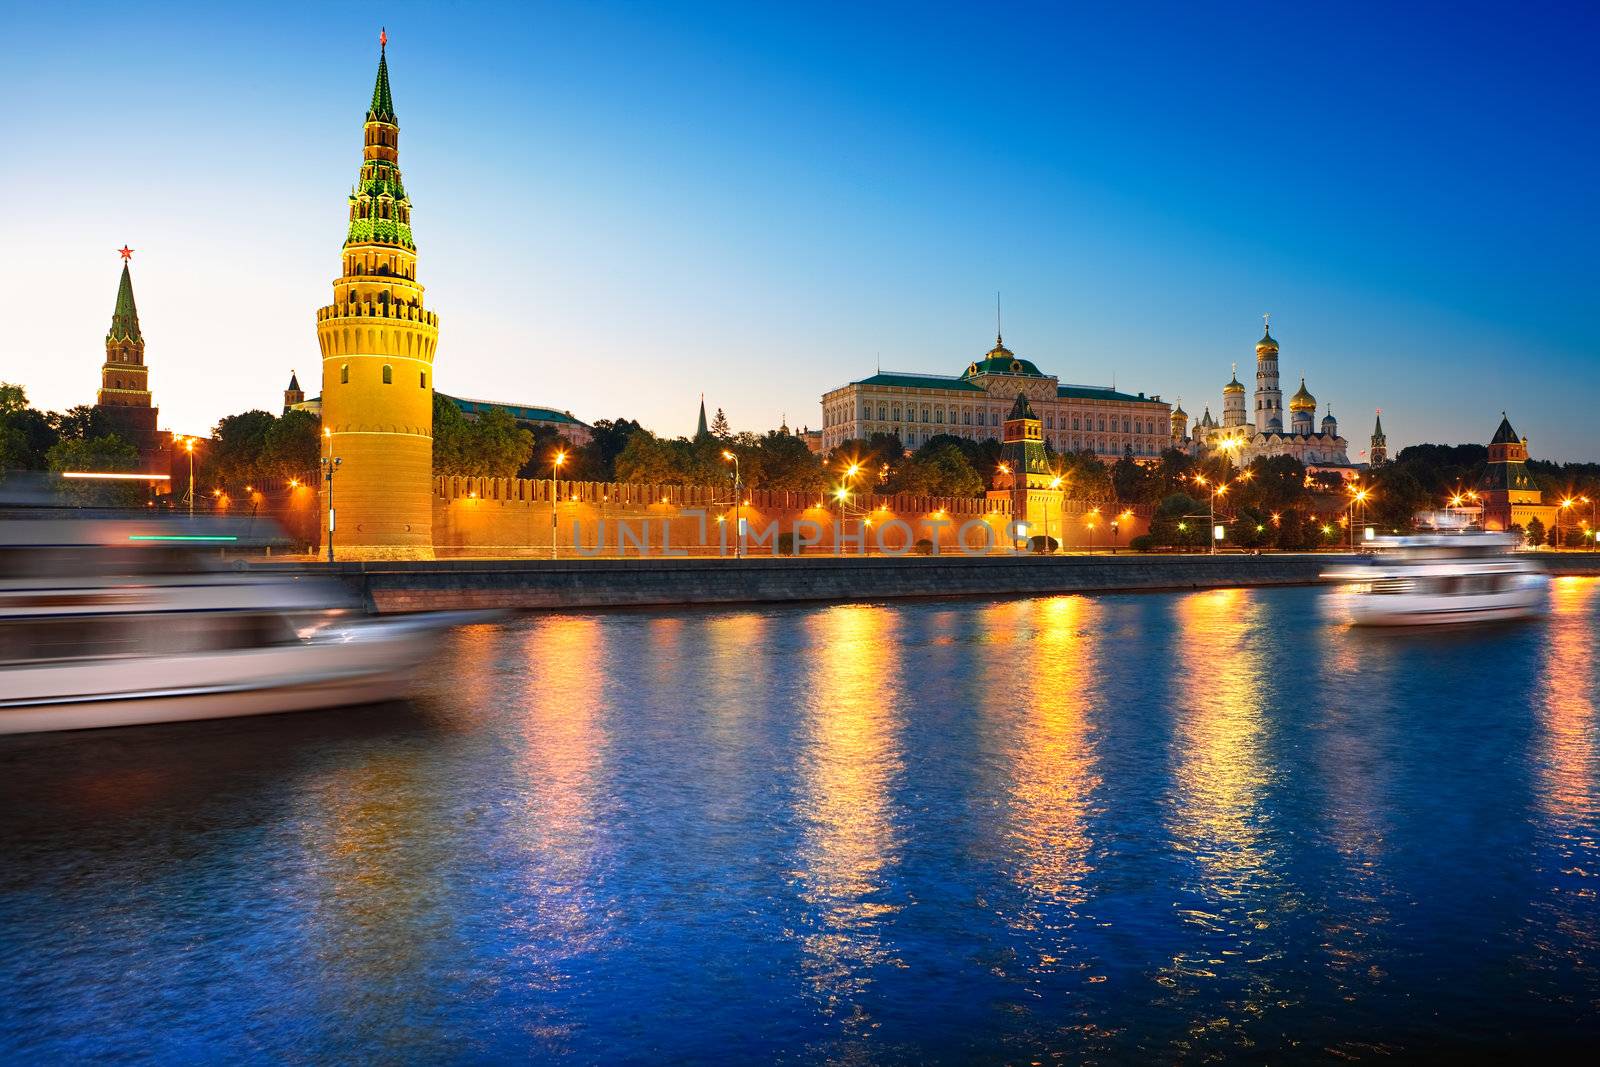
(1172, 320, 1352, 467)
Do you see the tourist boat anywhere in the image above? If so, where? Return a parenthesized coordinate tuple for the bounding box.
(1322, 531, 1548, 626)
(0, 518, 488, 735)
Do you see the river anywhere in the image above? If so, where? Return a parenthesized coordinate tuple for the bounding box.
(3, 581, 1599, 1062)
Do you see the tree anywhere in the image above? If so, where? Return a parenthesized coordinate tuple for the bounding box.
(884, 442, 983, 497)
(262, 409, 322, 485)
(1369, 464, 1429, 529)
(47, 434, 142, 506)
(1057, 450, 1112, 502)
(0, 382, 26, 416)
(1111, 454, 1154, 504)
(710, 407, 731, 440)
(431, 395, 535, 478)
(572, 418, 641, 482)
(50, 405, 109, 442)
(753, 430, 825, 492)
(1150, 492, 1205, 550)
(213, 410, 277, 487)
(1240, 455, 1307, 513)
(1525, 516, 1546, 547)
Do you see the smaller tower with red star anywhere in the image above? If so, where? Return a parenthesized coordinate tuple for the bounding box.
(96, 247, 160, 450)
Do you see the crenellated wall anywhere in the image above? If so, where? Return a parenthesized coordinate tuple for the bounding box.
(429, 476, 1152, 556)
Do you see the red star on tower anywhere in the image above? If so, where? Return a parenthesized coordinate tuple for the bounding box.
(118, 245, 134, 260)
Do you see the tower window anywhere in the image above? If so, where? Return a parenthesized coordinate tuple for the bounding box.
(420, 371, 427, 388)
(382, 364, 393, 384)
(340, 364, 350, 384)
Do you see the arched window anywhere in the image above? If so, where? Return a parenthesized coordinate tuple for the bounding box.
(340, 364, 350, 384)
(420, 371, 427, 388)
(879, 404, 887, 420)
(922, 406, 931, 423)
(382, 364, 392, 384)
(893, 406, 901, 422)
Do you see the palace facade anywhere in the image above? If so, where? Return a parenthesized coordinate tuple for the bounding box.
(1174, 322, 1351, 467)
(820, 333, 1173, 461)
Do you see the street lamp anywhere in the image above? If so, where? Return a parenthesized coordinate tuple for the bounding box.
(1348, 485, 1370, 550)
(172, 434, 196, 519)
(1046, 475, 1063, 553)
(1087, 506, 1100, 554)
(551, 450, 566, 560)
(319, 454, 342, 562)
(722, 450, 742, 559)
(1112, 508, 1132, 554)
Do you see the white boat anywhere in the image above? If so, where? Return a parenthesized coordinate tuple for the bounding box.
(1322, 532, 1548, 626)
(0, 518, 490, 735)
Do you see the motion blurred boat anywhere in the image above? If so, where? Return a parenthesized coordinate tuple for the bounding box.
(1322, 531, 1548, 626)
(0, 518, 487, 734)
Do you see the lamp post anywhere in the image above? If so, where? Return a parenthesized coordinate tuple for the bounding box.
(1113, 508, 1132, 554)
(722, 450, 741, 559)
(319, 455, 341, 562)
(1046, 476, 1063, 553)
(1348, 485, 1369, 550)
(551, 450, 566, 560)
(1087, 507, 1100, 554)
(172, 434, 196, 519)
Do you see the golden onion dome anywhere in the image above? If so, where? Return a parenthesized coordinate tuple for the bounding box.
(1223, 370, 1245, 395)
(1256, 325, 1279, 353)
(1289, 377, 1316, 412)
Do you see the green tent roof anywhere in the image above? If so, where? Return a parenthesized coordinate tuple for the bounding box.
(107, 262, 141, 343)
(368, 46, 396, 123)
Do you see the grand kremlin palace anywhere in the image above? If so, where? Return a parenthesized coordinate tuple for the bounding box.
(820, 333, 1173, 461)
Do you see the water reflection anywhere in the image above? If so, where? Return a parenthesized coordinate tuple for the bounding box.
(792, 604, 905, 1034)
(1000, 597, 1102, 950)
(503, 616, 613, 1052)
(1527, 578, 1600, 984)
(1160, 588, 1284, 1048)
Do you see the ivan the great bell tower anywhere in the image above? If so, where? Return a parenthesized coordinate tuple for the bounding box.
(315, 31, 440, 558)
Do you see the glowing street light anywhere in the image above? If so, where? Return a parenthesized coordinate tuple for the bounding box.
(723, 450, 742, 559)
(551, 450, 566, 560)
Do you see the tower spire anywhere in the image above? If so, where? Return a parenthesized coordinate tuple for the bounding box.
(996, 290, 1002, 345)
(108, 256, 142, 343)
(368, 31, 396, 123)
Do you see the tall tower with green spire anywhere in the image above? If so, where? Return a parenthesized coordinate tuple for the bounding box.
(96, 248, 159, 448)
(1369, 409, 1387, 466)
(316, 30, 440, 558)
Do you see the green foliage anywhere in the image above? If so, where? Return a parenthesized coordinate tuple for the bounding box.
(213, 410, 277, 487)
(1368, 464, 1429, 529)
(50, 406, 110, 443)
(1110, 454, 1153, 504)
(710, 408, 732, 439)
(884, 442, 983, 497)
(263, 410, 322, 484)
(1233, 506, 1271, 548)
(1238, 455, 1307, 513)
(570, 418, 642, 482)
(825, 434, 903, 483)
(1150, 492, 1205, 549)
(47, 434, 143, 506)
(432, 394, 535, 478)
(750, 430, 825, 492)
(1524, 516, 1546, 547)
(1056, 450, 1112, 502)
(1128, 533, 1156, 552)
(0, 382, 26, 416)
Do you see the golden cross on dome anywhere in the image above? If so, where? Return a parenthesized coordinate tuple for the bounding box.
(118, 245, 134, 260)
(1262, 312, 1270, 329)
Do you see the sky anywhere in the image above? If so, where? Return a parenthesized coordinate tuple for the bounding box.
(2, 1, 1597, 458)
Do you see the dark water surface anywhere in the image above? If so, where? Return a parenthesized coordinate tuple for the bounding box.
(4, 582, 1600, 1063)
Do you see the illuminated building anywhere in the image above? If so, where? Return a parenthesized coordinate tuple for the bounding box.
(95, 248, 161, 452)
(820, 330, 1173, 461)
(987, 392, 1065, 546)
(1477, 413, 1556, 533)
(315, 31, 441, 558)
(1178, 321, 1352, 467)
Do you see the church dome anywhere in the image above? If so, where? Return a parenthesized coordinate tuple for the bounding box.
(1289, 377, 1316, 412)
(1170, 401, 1187, 419)
(1223, 370, 1245, 395)
(1256, 325, 1278, 353)
(964, 334, 1044, 377)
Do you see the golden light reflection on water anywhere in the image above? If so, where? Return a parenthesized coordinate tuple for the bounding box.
(506, 615, 611, 1035)
(793, 603, 904, 1029)
(999, 597, 1101, 931)
(1538, 578, 1599, 827)
(1160, 588, 1280, 1039)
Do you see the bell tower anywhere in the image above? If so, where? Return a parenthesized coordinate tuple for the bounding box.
(316, 30, 440, 558)
(988, 392, 1064, 550)
(1253, 316, 1283, 433)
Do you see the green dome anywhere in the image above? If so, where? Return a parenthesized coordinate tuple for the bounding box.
(964, 335, 1043, 378)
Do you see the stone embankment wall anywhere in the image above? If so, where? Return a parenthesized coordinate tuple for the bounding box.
(305, 552, 1349, 613)
(429, 476, 1152, 556)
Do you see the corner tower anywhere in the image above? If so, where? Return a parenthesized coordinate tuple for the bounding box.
(1253, 318, 1282, 433)
(96, 248, 160, 449)
(316, 31, 440, 558)
(1369, 409, 1386, 466)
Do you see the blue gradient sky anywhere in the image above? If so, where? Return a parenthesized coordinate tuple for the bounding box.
(2, 1, 1596, 457)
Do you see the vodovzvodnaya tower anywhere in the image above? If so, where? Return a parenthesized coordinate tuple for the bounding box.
(316, 31, 440, 558)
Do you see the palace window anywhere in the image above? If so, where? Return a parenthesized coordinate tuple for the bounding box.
(1123, 419, 1131, 433)
(1045, 415, 1054, 429)
(1098, 418, 1106, 432)
(922, 406, 930, 423)
(935, 409, 944, 423)
(382, 364, 392, 384)
(963, 410, 972, 425)
(991, 412, 999, 426)
(879, 404, 887, 420)
(1072, 417, 1081, 430)
(893, 406, 901, 421)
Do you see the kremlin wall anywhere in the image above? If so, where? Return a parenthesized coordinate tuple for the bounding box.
(68, 33, 1566, 565)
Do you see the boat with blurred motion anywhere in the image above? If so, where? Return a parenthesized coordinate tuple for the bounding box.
(0, 517, 488, 735)
(1322, 531, 1548, 626)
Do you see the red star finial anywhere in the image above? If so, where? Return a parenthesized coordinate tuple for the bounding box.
(118, 245, 134, 260)
(380, 27, 387, 49)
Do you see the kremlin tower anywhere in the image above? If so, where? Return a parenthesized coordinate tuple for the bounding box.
(96, 248, 160, 451)
(1253, 319, 1283, 432)
(1370, 410, 1387, 466)
(315, 31, 440, 558)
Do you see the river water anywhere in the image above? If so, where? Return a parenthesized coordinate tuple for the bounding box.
(3, 581, 1600, 1062)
